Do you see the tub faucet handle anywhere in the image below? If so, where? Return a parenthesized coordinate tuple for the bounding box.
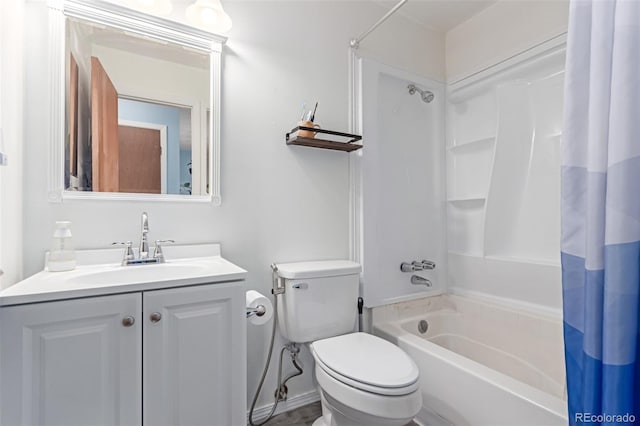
(421, 260, 436, 270)
(400, 262, 414, 272)
(411, 260, 425, 271)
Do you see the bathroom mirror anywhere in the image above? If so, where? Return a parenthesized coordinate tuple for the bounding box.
(48, 0, 225, 203)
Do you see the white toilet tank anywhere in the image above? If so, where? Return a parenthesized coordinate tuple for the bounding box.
(275, 260, 361, 343)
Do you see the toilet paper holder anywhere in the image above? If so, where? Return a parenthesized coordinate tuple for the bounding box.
(246, 305, 266, 318)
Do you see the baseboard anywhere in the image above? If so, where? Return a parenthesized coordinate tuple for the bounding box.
(247, 389, 320, 424)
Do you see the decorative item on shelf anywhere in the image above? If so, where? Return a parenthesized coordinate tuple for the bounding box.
(287, 101, 362, 152)
(297, 101, 320, 138)
(297, 120, 320, 138)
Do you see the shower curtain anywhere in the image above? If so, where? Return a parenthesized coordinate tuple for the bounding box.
(562, 0, 640, 425)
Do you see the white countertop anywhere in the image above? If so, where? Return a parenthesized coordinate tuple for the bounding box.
(0, 243, 247, 307)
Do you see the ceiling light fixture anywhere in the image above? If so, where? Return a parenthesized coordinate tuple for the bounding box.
(185, 0, 232, 34)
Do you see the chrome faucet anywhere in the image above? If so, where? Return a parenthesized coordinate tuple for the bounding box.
(112, 212, 174, 266)
(140, 212, 149, 259)
(411, 275, 432, 287)
(401, 259, 436, 272)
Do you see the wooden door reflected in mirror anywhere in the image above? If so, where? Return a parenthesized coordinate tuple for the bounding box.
(49, 0, 226, 204)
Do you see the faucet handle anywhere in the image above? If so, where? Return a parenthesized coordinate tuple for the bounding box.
(411, 261, 425, 271)
(400, 262, 414, 272)
(153, 239, 175, 263)
(112, 241, 134, 263)
(421, 260, 436, 270)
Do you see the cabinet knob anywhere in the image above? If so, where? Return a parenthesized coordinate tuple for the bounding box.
(150, 312, 162, 323)
(122, 316, 135, 327)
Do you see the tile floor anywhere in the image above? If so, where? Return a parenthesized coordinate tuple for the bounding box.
(265, 401, 419, 425)
(264, 401, 322, 425)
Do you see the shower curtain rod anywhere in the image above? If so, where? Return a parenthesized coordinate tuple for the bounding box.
(350, 0, 408, 49)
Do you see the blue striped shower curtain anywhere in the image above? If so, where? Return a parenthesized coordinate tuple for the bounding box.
(562, 0, 640, 425)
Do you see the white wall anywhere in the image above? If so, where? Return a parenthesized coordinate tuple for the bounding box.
(21, 0, 444, 412)
(446, 0, 569, 83)
(0, 0, 24, 290)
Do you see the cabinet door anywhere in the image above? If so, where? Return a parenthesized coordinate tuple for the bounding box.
(143, 282, 245, 426)
(0, 293, 142, 426)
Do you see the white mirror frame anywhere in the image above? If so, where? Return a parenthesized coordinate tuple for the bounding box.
(47, 0, 226, 204)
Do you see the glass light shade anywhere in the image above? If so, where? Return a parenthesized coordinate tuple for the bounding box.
(186, 0, 232, 33)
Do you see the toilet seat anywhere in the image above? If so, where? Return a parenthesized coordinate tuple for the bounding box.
(310, 332, 419, 396)
(313, 361, 422, 424)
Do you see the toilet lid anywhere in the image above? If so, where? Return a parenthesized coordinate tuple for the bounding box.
(310, 333, 419, 390)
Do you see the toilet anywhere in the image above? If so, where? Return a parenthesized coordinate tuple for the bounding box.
(275, 260, 422, 426)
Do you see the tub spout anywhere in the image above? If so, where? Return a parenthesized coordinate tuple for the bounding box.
(411, 275, 432, 287)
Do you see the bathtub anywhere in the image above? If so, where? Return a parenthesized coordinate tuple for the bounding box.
(373, 294, 567, 426)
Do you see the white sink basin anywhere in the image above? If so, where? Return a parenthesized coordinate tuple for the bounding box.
(66, 261, 212, 287)
(0, 244, 247, 306)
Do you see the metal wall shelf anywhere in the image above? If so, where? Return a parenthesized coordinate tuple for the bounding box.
(286, 126, 362, 152)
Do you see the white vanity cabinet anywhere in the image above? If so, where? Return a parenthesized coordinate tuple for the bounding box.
(143, 283, 245, 426)
(0, 293, 142, 426)
(0, 281, 246, 426)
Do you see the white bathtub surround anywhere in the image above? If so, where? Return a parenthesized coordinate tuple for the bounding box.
(350, 57, 447, 308)
(373, 294, 567, 426)
(446, 35, 566, 310)
(448, 253, 564, 311)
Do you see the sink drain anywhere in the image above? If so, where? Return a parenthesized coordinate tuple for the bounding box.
(418, 319, 429, 334)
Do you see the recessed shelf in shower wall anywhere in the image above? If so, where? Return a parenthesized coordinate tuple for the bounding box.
(484, 254, 561, 267)
(447, 197, 486, 205)
(448, 143, 494, 202)
(285, 126, 363, 152)
(546, 131, 563, 139)
(448, 136, 495, 153)
(448, 199, 486, 256)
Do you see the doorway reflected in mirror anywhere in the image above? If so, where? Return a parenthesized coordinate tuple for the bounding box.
(64, 17, 209, 196)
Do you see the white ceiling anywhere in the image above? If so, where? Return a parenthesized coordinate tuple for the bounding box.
(165, 0, 497, 33)
(111, 0, 497, 34)
(372, 0, 497, 32)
